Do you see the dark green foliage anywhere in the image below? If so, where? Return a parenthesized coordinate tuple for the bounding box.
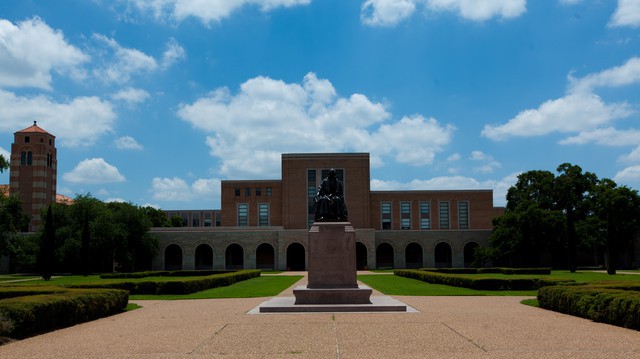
(0, 286, 128, 339)
(70, 270, 260, 295)
(80, 209, 90, 275)
(0, 154, 7, 173)
(100, 270, 233, 279)
(419, 267, 551, 275)
(395, 269, 570, 291)
(538, 283, 640, 330)
(39, 205, 55, 281)
(0, 193, 31, 270)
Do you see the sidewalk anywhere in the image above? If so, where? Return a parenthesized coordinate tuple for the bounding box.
(0, 274, 639, 358)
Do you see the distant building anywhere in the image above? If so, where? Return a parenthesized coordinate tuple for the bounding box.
(153, 153, 505, 270)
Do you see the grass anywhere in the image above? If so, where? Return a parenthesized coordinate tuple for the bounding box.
(358, 270, 640, 297)
(129, 275, 303, 300)
(0, 275, 40, 283)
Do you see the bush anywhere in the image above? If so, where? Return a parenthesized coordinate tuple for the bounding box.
(538, 282, 640, 330)
(419, 267, 551, 275)
(100, 270, 233, 279)
(395, 269, 569, 290)
(75, 270, 260, 295)
(0, 286, 128, 339)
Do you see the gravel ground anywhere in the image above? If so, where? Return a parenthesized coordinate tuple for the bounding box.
(1, 274, 639, 358)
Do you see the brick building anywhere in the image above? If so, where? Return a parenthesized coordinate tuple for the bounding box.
(153, 153, 504, 270)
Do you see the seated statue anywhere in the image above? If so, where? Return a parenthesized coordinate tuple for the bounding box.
(314, 169, 348, 222)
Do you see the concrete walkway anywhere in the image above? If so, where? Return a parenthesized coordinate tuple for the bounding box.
(1, 274, 640, 358)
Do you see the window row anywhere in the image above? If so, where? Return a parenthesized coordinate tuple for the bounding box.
(19, 151, 54, 168)
(237, 203, 270, 227)
(380, 200, 470, 230)
(234, 187, 272, 197)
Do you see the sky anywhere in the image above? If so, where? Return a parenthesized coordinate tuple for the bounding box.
(1, 0, 640, 210)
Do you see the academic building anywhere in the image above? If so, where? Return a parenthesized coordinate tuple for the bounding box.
(154, 153, 505, 271)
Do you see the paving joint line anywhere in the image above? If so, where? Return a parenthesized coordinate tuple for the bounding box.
(442, 322, 487, 353)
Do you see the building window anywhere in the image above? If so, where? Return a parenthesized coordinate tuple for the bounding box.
(256, 187, 262, 196)
(234, 188, 240, 196)
(192, 215, 200, 227)
(266, 187, 272, 196)
(381, 202, 392, 230)
(25, 136, 30, 143)
(308, 169, 317, 227)
(400, 201, 411, 230)
(259, 203, 269, 226)
(245, 188, 251, 196)
(458, 201, 469, 229)
(27, 151, 32, 166)
(204, 212, 212, 227)
(21, 151, 26, 165)
(439, 201, 450, 229)
(237, 204, 248, 226)
(420, 201, 431, 229)
(181, 212, 188, 227)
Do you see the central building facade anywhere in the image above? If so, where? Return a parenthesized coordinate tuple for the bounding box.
(153, 153, 503, 270)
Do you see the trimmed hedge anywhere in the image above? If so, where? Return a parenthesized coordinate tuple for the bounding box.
(73, 270, 261, 295)
(395, 269, 570, 290)
(538, 282, 640, 330)
(419, 267, 552, 275)
(0, 286, 128, 339)
(100, 270, 233, 279)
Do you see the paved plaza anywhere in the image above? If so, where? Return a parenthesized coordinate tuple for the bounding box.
(1, 274, 640, 358)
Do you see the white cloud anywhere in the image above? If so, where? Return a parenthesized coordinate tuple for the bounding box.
(151, 177, 220, 203)
(560, 127, 640, 146)
(126, 0, 311, 25)
(609, 0, 640, 28)
(360, 0, 526, 26)
(0, 17, 88, 89)
(446, 153, 461, 162)
(111, 87, 150, 104)
(370, 172, 518, 206)
(618, 145, 640, 163)
(0, 90, 116, 147)
(161, 38, 186, 69)
(469, 150, 501, 174)
(178, 72, 454, 178)
(614, 165, 640, 183)
(92, 34, 158, 83)
(481, 93, 633, 141)
(425, 0, 526, 21)
(105, 197, 127, 203)
(559, 0, 582, 4)
(568, 57, 640, 94)
(361, 0, 417, 26)
(114, 136, 143, 150)
(63, 158, 126, 184)
(0, 146, 9, 160)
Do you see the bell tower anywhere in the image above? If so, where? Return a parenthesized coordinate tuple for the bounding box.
(9, 122, 57, 232)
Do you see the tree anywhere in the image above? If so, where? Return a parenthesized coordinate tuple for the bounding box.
(0, 194, 31, 272)
(590, 179, 640, 275)
(554, 163, 597, 272)
(39, 205, 55, 280)
(80, 209, 91, 275)
(0, 154, 8, 173)
(141, 206, 170, 227)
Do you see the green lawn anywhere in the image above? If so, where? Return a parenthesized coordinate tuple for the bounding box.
(0, 275, 40, 283)
(129, 275, 303, 300)
(358, 270, 640, 297)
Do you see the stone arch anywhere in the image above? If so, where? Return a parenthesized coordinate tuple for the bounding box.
(434, 242, 452, 268)
(286, 242, 306, 271)
(405, 242, 423, 269)
(464, 242, 480, 268)
(376, 243, 394, 269)
(225, 243, 244, 270)
(195, 243, 213, 270)
(164, 244, 183, 271)
(256, 243, 275, 270)
(356, 242, 368, 270)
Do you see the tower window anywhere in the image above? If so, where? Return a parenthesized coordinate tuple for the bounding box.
(25, 136, 30, 143)
(27, 151, 32, 166)
(21, 151, 26, 165)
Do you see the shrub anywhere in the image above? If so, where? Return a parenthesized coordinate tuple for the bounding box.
(0, 287, 128, 339)
(75, 270, 260, 295)
(100, 270, 233, 279)
(395, 269, 569, 290)
(419, 267, 551, 275)
(538, 282, 640, 330)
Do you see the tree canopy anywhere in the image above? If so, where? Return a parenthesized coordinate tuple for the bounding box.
(0, 154, 8, 173)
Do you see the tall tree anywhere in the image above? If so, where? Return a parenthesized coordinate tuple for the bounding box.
(80, 209, 91, 276)
(39, 205, 55, 281)
(554, 163, 597, 272)
(0, 154, 8, 173)
(0, 194, 31, 271)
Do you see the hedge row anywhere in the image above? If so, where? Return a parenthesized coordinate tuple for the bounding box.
(0, 286, 128, 339)
(73, 270, 261, 295)
(100, 269, 233, 279)
(419, 267, 552, 275)
(538, 282, 640, 330)
(395, 269, 570, 290)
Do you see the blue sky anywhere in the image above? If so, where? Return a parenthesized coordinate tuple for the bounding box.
(1, 0, 640, 210)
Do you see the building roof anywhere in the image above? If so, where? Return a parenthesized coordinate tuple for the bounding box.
(1, 184, 73, 205)
(15, 121, 55, 137)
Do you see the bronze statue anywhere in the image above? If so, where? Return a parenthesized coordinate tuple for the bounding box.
(314, 169, 348, 222)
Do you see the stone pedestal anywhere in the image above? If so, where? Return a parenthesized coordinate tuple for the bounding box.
(293, 222, 372, 305)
